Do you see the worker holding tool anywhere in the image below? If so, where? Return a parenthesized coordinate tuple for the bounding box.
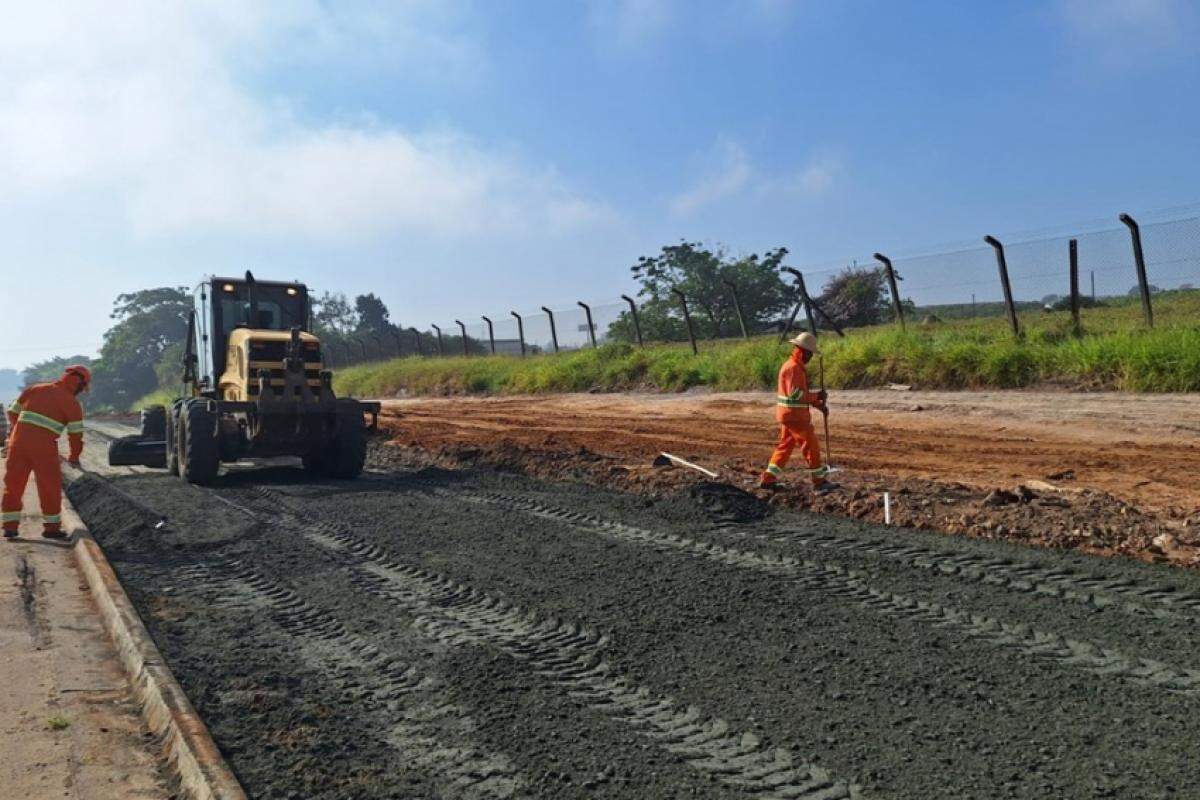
(759, 333, 838, 494)
(2, 365, 89, 540)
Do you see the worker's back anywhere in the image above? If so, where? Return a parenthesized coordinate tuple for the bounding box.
(9, 381, 83, 449)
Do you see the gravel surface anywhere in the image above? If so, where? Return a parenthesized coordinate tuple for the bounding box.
(68, 431, 1200, 799)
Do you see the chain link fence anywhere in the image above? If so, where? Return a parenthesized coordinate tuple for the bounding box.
(327, 209, 1200, 367)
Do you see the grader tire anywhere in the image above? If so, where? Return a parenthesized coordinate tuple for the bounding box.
(181, 401, 220, 485)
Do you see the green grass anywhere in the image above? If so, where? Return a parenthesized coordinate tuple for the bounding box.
(130, 388, 175, 411)
(46, 715, 70, 731)
(110, 290, 1200, 411)
(335, 291, 1200, 397)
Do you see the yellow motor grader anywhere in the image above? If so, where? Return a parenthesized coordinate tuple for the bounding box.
(109, 272, 379, 484)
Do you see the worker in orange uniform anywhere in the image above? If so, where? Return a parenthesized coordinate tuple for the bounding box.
(2, 365, 89, 540)
(759, 333, 838, 493)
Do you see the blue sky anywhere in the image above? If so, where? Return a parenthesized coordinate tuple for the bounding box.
(1, 0, 1199, 368)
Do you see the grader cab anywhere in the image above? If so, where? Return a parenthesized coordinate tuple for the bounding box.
(109, 272, 379, 484)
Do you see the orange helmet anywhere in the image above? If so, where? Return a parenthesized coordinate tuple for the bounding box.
(64, 364, 91, 392)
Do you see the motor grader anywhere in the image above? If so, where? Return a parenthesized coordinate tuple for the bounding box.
(109, 272, 379, 484)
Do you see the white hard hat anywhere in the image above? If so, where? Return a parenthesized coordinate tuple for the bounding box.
(788, 331, 820, 354)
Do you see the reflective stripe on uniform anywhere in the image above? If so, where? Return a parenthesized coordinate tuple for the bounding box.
(66, 421, 85, 434)
(2, 511, 22, 522)
(16, 410, 66, 435)
(775, 395, 810, 408)
(7, 399, 22, 415)
(765, 463, 784, 476)
(42, 514, 61, 524)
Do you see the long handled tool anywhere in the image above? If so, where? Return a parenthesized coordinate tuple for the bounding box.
(817, 354, 837, 474)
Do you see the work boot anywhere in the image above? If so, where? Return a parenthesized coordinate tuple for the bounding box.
(41, 528, 68, 541)
(813, 481, 841, 495)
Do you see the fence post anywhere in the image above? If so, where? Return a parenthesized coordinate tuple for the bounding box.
(481, 316, 496, 354)
(873, 252, 906, 330)
(781, 268, 816, 339)
(671, 288, 698, 355)
(1069, 238, 1081, 337)
(577, 302, 597, 348)
(372, 334, 385, 359)
(409, 327, 425, 357)
(355, 337, 368, 360)
(983, 235, 1021, 338)
(540, 307, 559, 353)
(721, 279, 749, 339)
(325, 346, 335, 368)
(1119, 213, 1154, 328)
(510, 311, 526, 357)
(391, 328, 404, 357)
(338, 341, 352, 364)
(455, 320, 470, 356)
(620, 295, 643, 348)
(431, 324, 443, 356)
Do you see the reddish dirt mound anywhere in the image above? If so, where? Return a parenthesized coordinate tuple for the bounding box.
(375, 390, 1200, 566)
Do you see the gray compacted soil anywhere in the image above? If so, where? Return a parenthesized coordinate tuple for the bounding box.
(68, 434, 1200, 800)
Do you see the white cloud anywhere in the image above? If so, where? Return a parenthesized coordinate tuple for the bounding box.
(669, 140, 751, 215)
(0, 1, 609, 243)
(1057, 0, 1195, 60)
(587, 0, 676, 48)
(670, 141, 839, 215)
(794, 153, 841, 197)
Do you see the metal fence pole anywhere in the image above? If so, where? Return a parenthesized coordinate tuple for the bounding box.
(391, 328, 404, 357)
(453, 321, 468, 355)
(671, 288, 698, 355)
(355, 337, 368, 360)
(431, 324, 443, 356)
(577, 302, 597, 348)
(410, 327, 425, 357)
(983, 235, 1021, 338)
(873, 252, 906, 330)
(510, 311, 526, 357)
(1119, 213, 1154, 328)
(540, 307, 559, 353)
(721, 279, 749, 339)
(371, 334, 385, 359)
(781, 268, 817, 338)
(340, 341, 353, 364)
(481, 316, 496, 354)
(1091, 271, 1095, 302)
(620, 295, 643, 348)
(1069, 238, 1081, 337)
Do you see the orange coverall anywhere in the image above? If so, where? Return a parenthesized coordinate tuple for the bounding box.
(761, 350, 827, 487)
(3, 380, 84, 534)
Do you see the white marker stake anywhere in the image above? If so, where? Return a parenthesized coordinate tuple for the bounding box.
(884, 492, 891, 525)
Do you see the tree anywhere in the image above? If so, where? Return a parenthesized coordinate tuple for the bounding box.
(354, 293, 398, 335)
(311, 291, 358, 337)
(816, 267, 889, 328)
(610, 242, 792, 342)
(22, 355, 93, 387)
(90, 287, 191, 410)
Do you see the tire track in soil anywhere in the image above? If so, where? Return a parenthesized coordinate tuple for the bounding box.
(457, 489, 1200, 694)
(709, 518, 1200, 623)
(238, 485, 868, 800)
(179, 559, 528, 799)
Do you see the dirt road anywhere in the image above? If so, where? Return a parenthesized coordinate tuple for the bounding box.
(378, 390, 1200, 563)
(72, 425, 1200, 799)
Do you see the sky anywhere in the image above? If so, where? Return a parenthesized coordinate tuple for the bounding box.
(2, 0, 1199, 368)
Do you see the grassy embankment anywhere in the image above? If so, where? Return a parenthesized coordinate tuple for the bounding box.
(132, 292, 1199, 410)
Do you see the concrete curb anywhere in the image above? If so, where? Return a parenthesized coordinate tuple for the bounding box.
(63, 497, 248, 800)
